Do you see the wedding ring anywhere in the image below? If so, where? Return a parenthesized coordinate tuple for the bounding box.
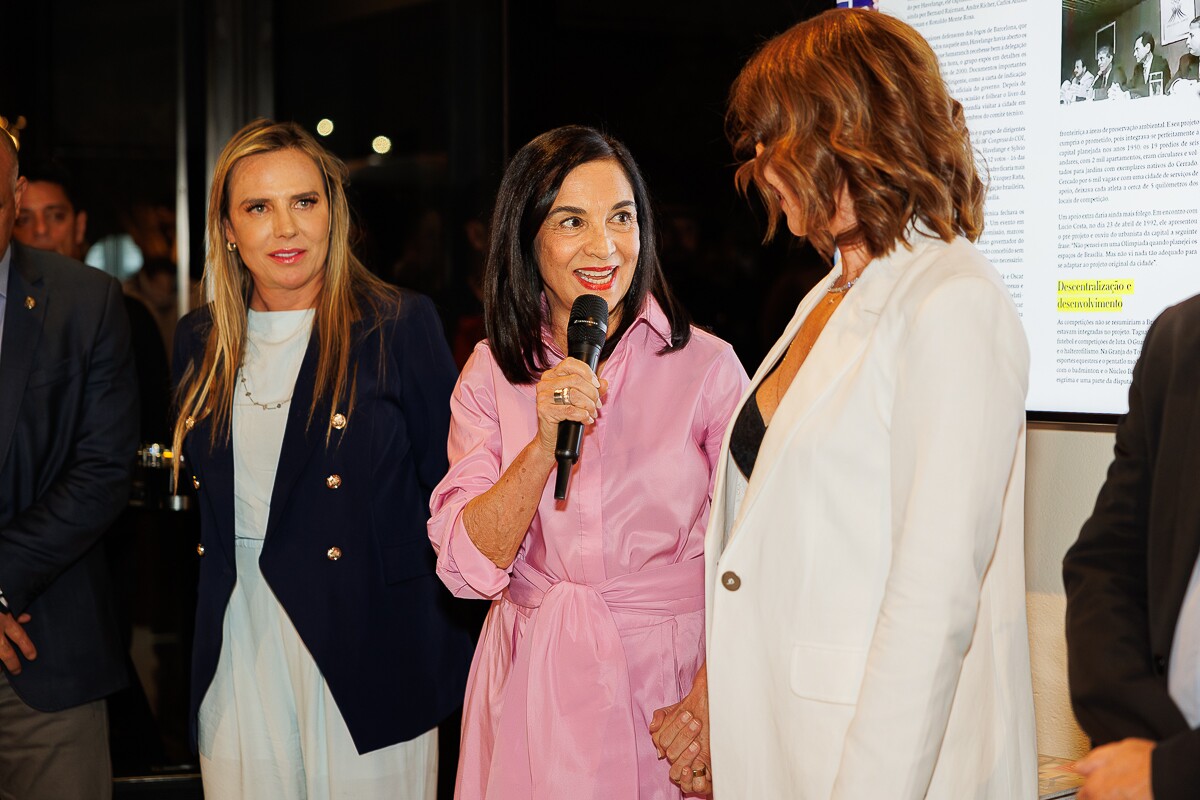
(692, 764, 708, 778)
(552, 387, 571, 405)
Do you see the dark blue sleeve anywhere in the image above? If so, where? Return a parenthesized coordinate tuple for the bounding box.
(172, 308, 208, 390)
(396, 293, 458, 508)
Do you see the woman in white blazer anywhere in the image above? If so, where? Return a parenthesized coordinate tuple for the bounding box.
(651, 9, 1038, 798)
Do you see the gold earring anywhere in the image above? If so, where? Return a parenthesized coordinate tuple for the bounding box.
(226, 241, 238, 252)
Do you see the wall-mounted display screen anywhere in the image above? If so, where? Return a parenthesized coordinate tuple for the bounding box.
(876, 0, 1200, 420)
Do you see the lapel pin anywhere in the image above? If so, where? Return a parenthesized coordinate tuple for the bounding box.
(25, 296, 35, 310)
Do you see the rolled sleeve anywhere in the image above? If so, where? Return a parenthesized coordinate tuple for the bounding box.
(396, 293, 459, 505)
(428, 345, 515, 600)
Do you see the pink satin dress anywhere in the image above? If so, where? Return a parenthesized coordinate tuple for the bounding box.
(429, 299, 747, 800)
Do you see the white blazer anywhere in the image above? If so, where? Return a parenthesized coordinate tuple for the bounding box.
(705, 231, 1037, 799)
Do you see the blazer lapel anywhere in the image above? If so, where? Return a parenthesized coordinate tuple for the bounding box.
(724, 236, 933, 546)
(708, 268, 832, 557)
(0, 249, 46, 471)
(183, 320, 321, 559)
(263, 333, 322, 541)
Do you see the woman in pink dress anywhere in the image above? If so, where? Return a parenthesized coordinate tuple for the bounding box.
(428, 126, 747, 799)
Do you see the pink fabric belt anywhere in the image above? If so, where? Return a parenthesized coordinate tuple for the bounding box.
(490, 557, 705, 799)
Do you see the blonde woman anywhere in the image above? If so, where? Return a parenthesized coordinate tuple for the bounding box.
(172, 119, 473, 799)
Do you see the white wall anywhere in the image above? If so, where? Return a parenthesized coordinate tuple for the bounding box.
(1024, 423, 1116, 759)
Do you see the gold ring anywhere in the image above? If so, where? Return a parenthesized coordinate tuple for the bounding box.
(692, 764, 708, 778)
(552, 387, 571, 405)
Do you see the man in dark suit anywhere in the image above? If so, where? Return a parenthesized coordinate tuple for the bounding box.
(1169, 17, 1200, 94)
(1128, 31, 1172, 98)
(1093, 44, 1128, 98)
(12, 159, 170, 442)
(1064, 295, 1200, 800)
(1190, 15, 1200, 74)
(0, 125, 138, 797)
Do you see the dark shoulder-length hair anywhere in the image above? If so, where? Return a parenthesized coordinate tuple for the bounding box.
(726, 9, 986, 262)
(484, 125, 691, 385)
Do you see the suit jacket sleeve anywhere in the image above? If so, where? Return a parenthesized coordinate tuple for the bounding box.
(396, 293, 459, 511)
(1063, 308, 1200, 800)
(1153, 731, 1200, 800)
(171, 322, 188, 387)
(0, 276, 138, 615)
(170, 309, 207, 480)
(831, 276, 1029, 799)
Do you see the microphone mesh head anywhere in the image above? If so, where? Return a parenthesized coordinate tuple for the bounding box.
(567, 294, 609, 348)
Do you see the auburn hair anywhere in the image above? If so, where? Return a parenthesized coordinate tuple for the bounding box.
(727, 9, 986, 261)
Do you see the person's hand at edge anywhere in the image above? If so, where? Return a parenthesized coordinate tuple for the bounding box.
(650, 663, 713, 795)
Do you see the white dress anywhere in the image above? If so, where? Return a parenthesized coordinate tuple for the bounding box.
(198, 308, 436, 800)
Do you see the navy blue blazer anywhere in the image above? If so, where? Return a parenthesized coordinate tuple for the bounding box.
(0, 243, 135, 711)
(174, 290, 474, 755)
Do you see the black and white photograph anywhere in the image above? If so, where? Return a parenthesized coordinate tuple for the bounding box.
(1062, 0, 1199, 101)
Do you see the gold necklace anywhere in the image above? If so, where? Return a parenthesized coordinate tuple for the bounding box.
(239, 372, 290, 411)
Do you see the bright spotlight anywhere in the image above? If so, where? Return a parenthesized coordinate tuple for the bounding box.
(316, 118, 334, 136)
(371, 135, 392, 155)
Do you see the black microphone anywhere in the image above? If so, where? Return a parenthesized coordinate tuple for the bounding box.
(554, 294, 609, 500)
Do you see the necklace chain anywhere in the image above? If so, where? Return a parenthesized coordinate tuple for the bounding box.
(239, 371, 290, 411)
(827, 272, 861, 294)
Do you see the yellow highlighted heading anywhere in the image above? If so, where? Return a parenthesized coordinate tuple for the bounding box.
(1057, 296, 1123, 312)
(1057, 279, 1134, 296)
